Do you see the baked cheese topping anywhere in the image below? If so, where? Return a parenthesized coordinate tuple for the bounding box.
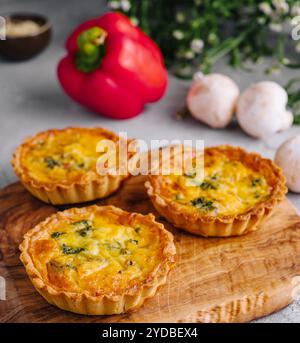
(21, 129, 109, 183)
(29, 211, 164, 294)
(160, 152, 271, 216)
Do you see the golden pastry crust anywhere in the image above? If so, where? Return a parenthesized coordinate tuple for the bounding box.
(12, 127, 133, 204)
(19, 205, 176, 315)
(145, 145, 287, 237)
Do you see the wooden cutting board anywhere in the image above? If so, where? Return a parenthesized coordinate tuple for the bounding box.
(1, 177, 300, 323)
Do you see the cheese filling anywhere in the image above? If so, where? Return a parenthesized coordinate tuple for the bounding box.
(161, 154, 271, 216)
(22, 131, 106, 183)
(30, 214, 163, 294)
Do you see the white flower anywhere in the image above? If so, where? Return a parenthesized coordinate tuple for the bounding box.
(130, 17, 139, 26)
(269, 22, 283, 32)
(266, 64, 282, 75)
(291, 15, 300, 26)
(208, 32, 218, 44)
(194, 0, 202, 5)
(108, 1, 120, 9)
(176, 12, 186, 23)
(281, 57, 290, 65)
(292, 4, 300, 17)
(272, 0, 289, 14)
(296, 42, 300, 53)
(184, 50, 195, 59)
(193, 71, 204, 81)
(120, 0, 131, 12)
(177, 65, 193, 77)
(173, 30, 184, 40)
(259, 2, 272, 16)
(255, 57, 264, 64)
(191, 38, 204, 53)
(257, 17, 267, 25)
(291, 17, 300, 40)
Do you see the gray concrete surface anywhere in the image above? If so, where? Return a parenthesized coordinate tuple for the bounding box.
(0, 0, 300, 322)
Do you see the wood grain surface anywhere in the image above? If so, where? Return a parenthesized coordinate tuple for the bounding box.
(1, 177, 300, 323)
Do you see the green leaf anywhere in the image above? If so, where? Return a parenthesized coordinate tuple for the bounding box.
(191, 197, 216, 211)
(294, 115, 300, 125)
(199, 181, 217, 190)
(44, 157, 60, 169)
(62, 244, 85, 255)
(72, 220, 93, 237)
(51, 232, 64, 239)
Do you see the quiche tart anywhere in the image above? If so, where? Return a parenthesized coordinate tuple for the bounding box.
(12, 127, 133, 205)
(145, 145, 287, 237)
(19, 205, 175, 315)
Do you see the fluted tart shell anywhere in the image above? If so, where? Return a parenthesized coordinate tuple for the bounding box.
(145, 145, 287, 237)
(19, 205, 176, 315)
(12, 127, 133, 205)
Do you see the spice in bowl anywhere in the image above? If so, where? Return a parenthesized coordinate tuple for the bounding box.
(0, 13, 51, 60)
(5, 19, 42, 38)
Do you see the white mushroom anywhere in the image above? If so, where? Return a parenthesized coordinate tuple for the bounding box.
(275, 135, 300, 193)
(236, 81, 293, 139)
(187, 73, 240, 128)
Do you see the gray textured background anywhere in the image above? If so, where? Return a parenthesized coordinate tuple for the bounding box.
(0, 0, 300, 322)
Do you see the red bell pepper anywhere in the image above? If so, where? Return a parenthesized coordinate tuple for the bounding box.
(57, 12, 168, 119)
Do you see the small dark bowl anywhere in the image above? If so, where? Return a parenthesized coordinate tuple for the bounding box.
(0, 13, 51, 60)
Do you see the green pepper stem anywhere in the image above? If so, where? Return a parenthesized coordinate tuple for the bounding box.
(76, 27, 107, 73)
